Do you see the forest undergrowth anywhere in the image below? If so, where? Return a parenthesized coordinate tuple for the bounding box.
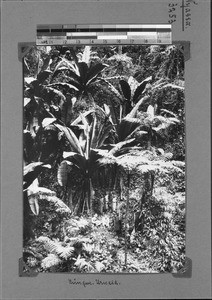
(23, 44, 186, 274)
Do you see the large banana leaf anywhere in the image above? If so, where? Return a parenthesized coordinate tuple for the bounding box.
(132, 81, 149, 104)
(42, 117, 56, 128)
(24, 97, 31, 107)
(37, 70, 52, 83)
(23, 162, 51, 190)
(71, 110, 94, 125)
(52, 67, 81, 86)
(65, 153, 87, 173)
(26, 178, 55, 215)
(45, 87, 66, 102)
(86, 63, 108, 85)
(127, 95, 150, 118)
(119, 80, 131, 101)
(54, 57, 79, 75)
(24, 162, 45, 176)
(117, 117, 141, 142)
(40, 56, 52, 72)
(54, 124, 83, 156)
(47, 82, 79, 92)
(78, 62, 89, 85)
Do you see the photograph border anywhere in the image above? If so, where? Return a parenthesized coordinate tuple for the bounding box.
(1, 1, 211, 299)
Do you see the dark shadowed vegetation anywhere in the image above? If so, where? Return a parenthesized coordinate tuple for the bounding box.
(23, 44, 185, 273)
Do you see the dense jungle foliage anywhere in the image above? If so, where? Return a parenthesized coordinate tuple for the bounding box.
(23, 44, 185, 274)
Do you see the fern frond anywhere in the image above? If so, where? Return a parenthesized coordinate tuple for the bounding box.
(41, 253, 62, 269)
(37, 236, 58, 253)
(95, 261, 105, 272)
(37, 236, 75, 260)
(74, 256, 88, 269)
(56, 245, 75, 259)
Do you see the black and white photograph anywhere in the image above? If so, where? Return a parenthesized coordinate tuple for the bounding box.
(23, 43, 186, 274)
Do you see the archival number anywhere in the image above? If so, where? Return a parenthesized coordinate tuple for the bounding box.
(168, 2, 178, 24)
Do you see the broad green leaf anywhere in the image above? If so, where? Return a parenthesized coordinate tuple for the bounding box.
(77, 62, 88, 85)
(160, 109, 178, 118)
(28, 196, 39, 215)
(119, 80, 131, 101)
(37, 70, 52, 82)
(89, 115, 98, 149)
(47, 82, 79, 92)
(63, 151, 77, 159)
(146, 105, 155, 120)
(24, 162, 44, 176)
(80, 46, 91, 64)
(101, 79, 122, 101)
(40, 56, 51, 72)
(24, 77, 37, 85)
(132, 81, 148, 104)
(128, 76, 139, 96)
(78, 132, 86, 152)
(167, 117, 180, 124)
(51, 66, 69, 81)
(54, 58, 78, 75)
(24, 97, 31, 107)
(46, 87, 66, 102)
(42, 117, 56, 128)
(71, 97, 77, 107)
(96, 123, 113, 148)
(23, 58, 30, 75)
(71, 110, 94, 125)
(55, 124, 83, 155)
(87, 63, 108, 84)
(127, 95, 150, 118)
(117, 117, 140, 141)
(80, 112, 90, 135)
(109, 138, 135, 155)
(103, 104, 111, 116)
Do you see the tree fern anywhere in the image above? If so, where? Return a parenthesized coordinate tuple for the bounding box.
(37, 236, 75, 260)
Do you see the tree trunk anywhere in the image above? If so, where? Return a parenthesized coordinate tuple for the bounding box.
(124, 171, 130, 269)
(67, 188, 73, 211)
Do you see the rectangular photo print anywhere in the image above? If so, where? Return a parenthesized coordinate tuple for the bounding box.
(23, 44, 186, 274)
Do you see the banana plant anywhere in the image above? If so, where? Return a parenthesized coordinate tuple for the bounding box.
(23, 162, 53, 241)
(24, 47, 53, 98)
(134, 104, 181, 149)
(100, 75, 152, 124)
(54, 111, 113, 215)
(47, 46, 108, 105)
(99, 94, 150, 147)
